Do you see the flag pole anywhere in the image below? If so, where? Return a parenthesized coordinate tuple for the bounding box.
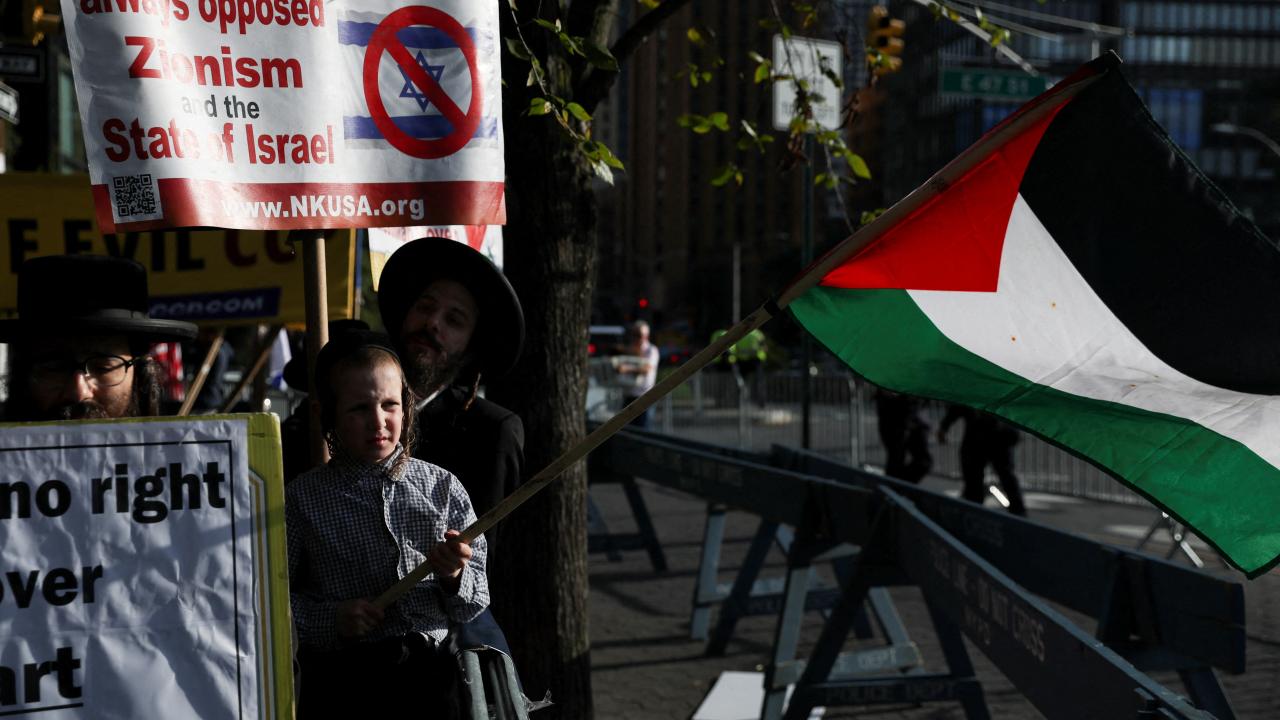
(372, 59, 1110, 612)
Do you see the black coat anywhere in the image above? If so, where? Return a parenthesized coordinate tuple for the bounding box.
(412, 386, 525, 561)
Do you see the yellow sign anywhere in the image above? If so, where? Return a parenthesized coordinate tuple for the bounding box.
(1, 173, 354, 326)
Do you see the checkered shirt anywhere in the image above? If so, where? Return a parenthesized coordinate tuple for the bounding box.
(286, 447, 489, 650)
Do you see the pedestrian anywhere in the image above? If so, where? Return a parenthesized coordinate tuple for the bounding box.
(614, 320, 660, 427)
(286, 329, 486, 718)
(937, 404, 1027, 516)
(874, 389, 933, 483)
(0, 255, 197, 421)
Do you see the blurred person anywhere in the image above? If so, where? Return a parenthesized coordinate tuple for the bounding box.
(937, 404, 1026, 516)
(615, 320, 660, 427)
(874, 389, 933, 483)
(0, 255, 197, 422)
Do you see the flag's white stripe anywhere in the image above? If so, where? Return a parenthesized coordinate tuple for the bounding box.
(910, 194, 1280, 470)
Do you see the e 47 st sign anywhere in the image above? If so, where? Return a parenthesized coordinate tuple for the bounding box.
(939, 67, 1048, 101)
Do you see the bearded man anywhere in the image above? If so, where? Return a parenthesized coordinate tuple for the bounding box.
(377, 238, 525, 557)
(1, 255, 197, 422)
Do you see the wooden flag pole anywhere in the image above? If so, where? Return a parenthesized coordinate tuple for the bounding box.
(372, 62, 1108, 612)
(299, 230, 330, 467)
(219, 324, 285, 413)
(178, 327, 225, 417)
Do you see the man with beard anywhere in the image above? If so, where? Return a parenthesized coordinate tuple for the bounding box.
(376, 238, 525, 555)
(376, 238, 525, 660)
(0, 255, 197, 422)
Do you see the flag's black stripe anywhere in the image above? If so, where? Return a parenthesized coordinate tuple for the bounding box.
(1019, 68, 1280, 394)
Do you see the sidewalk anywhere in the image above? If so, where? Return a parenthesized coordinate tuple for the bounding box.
(587, 471, 1280, 719)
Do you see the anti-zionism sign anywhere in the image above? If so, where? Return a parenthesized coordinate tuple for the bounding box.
(0, 416, 291, 718)
(59, 0, 502, 232)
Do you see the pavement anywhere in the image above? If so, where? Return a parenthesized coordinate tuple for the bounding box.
(586, 465, 1280, 719)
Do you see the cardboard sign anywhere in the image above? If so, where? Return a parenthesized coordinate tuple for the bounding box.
(59, 0, 504, 232)
(0, 415, 292, 719)
(1, 173, 354, 326)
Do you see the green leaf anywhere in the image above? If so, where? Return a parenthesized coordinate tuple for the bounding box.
(528, 97, 552, 116)
(584, 41, 619, 71)
(709, 112, 730, 131)
(747, 51, 766, 64)
(505, 37, 531, 61)
(686, 27, 704, 46)
(676, 114, 696, 128)
(710, 163, 741, 187)
(566, 102, 591, 121)
(637, 0, 659, 8)
(753, 61, 771, 84)
(533, 18, 558, 32)
(740, 119, 758, 139)
(847, 152, 871, 179)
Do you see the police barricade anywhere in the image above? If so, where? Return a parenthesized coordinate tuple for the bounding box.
(774, 445, 1243, 719)
(592, 429, 1241, 719)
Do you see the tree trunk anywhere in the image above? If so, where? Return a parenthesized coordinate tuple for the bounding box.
(488, 66, 598, 720)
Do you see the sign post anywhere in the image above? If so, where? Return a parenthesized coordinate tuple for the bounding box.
(771, 34, 843, 448)
(770, 35, 844, 133)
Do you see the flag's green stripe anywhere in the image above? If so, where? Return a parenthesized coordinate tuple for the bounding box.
(792, 285, 1280, 576)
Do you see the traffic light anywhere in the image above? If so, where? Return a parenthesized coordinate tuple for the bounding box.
(20, 0, 61, 44)
(867, 5, 905, 77)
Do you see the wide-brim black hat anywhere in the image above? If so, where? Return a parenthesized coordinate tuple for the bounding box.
(0, 255, 198, 344)
(377, 238, 524, 379)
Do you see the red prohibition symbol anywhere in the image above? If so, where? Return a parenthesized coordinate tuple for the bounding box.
(362, 6, 484, 159)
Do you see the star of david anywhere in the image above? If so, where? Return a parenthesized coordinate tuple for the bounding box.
(398, 51, 446, 112)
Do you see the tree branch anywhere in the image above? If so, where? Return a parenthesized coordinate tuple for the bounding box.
(574, 0, 699, 111)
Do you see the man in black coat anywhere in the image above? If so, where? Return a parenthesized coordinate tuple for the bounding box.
(1, 255, 197, 422)
(377, 238, 525, 590)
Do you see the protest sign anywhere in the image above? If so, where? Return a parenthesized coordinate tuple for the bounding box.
(1, 173, 355, 326)
(367, 224, 502, 289)
(0, 414, 291, 719)
(59, 0, 503, 233)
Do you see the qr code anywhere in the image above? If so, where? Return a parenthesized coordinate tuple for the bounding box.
(110, 174, 163, 222)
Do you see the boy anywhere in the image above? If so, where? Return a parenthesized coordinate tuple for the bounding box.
(286, 330, 487, 716)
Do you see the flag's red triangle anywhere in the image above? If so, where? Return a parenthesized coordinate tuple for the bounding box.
(822, 106, 1062, 292)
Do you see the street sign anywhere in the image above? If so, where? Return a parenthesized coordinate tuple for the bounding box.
(772, 35, 844, 132)
(940, 67, 1048, 101)
(0, 48, 42, 83)
(0, 81, 17, 124)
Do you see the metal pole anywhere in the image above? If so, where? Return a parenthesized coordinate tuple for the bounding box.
(732, 241, 741, 323)
(300, 230, 330, 467)
(801, 136, 814, 450)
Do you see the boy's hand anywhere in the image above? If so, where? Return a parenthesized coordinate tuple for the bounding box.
(336, 598, 384, 639)
(428, 530, 472, 592)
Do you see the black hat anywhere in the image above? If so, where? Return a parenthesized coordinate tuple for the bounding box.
(377, 238, 524, 378)
(0, 255, 197, 344)
(313, 329, 401, 393)
(282, 319, 370, 391)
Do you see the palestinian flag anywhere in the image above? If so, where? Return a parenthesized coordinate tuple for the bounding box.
(788, 54, 1280, 577)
